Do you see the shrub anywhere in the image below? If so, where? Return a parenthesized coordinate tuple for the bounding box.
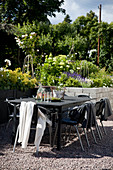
(40, 54, 100, 87)
(90, 68, 113, 87)
(64, 77, 82, 87)
(0, 67, 37, 91)
(90, 78, 103, 87)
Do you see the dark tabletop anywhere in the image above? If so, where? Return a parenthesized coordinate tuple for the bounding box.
(8, 96, 91, 108)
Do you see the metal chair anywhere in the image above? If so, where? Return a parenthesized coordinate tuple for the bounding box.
(13, 104, 52, 153)
(53, 105, 91, 151)
(53, 101, 102, 151)
(95, 98, 113, 136)
(6, 97, 20, 129)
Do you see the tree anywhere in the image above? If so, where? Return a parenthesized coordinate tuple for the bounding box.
(0, 0, 65, 25)
(63, 14, 72, 23)
(99, 22, 113, 71)
(0, 23, 24, 68)
(71, 11, 98, 61)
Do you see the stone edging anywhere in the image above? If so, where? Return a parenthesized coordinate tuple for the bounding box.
(65, 87, 113, 109)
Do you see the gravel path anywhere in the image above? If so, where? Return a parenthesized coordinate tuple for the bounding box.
(0, 115, 113, 170)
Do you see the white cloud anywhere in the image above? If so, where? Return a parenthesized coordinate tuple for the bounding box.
(101, 4, 113, 23)
(48, 0, 113, 24)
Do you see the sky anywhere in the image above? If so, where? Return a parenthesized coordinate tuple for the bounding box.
(48, 0, 113, 24)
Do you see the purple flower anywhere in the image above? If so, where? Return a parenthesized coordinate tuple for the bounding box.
(63, 72, 86, 82)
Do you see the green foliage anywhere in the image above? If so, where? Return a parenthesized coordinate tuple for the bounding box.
(99, 22, 113, 71)
(90, 68, 113, 87)
(63, 14, 72, 23)
(0, 67, 37, 91)
(0, 23, 23, 68)
(90, 78, 103, 87)
(64, 77, 82, 87)
(39, 54, 101, 87)
(40, 54, 71, 85)
(0, 0, 65, 24)
(1, 9, 113, 75)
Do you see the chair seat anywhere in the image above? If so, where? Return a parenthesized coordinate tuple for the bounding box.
(62, 118, 78, 125)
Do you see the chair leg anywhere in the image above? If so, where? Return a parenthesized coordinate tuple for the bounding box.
(83, 128, 90, 147)
(101, 121, 107, 135)
(97, 123, 103, 138)
(13, 125, 19, 153)
(48, 125, 52, 146)
(68, 125, 72, 141)
(64, 125, 68, 142)
(52, 123, 58, 147)
(6, 118, 13, 129)
(95, 123, 102, 140)
(90, 127, 97, 144)
(74, 125, 84, 151)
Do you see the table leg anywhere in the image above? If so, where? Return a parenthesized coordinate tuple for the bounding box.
(57, 108, 62, 150)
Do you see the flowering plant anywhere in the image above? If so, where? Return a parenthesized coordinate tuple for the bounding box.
(15, 32, 37, 57)
(39, 54, 113, 88)
(4, 59, 11, 68)
(0, 67, 37, 91)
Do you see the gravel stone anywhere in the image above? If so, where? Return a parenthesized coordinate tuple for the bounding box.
(0, 115, 113, 170)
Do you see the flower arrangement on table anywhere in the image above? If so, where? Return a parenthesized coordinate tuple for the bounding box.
(53, 86, 65, 100)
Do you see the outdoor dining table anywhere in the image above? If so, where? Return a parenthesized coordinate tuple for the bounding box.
(8, 95, 91, 150)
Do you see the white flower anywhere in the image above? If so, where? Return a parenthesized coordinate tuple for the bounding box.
(22, 35, 26, 38)
(66, 65, 70, 68)
(60, 66, 63, 68)
(30, 36, 32, 39)
(68, 60, 71, 64)
(59, 83, 63, 86)
(16, 38, 20, 43)
(4, 69, 9, 71)
(4, 59, 11, 66)
(88, 49, 97, 58)
(48, 57, 52, 60)
(22, 34, 28, 38)
(31, 32, 35, 35)
(53, 58, 56, 61)
(70, 69, 74, 73)
(0, 67, 4, 71)
(59, 61, 64, 65)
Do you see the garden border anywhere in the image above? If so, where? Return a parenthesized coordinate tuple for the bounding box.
(65, 87, 113, 110)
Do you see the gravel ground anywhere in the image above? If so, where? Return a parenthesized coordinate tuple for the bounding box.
(0, 115, 113, 170)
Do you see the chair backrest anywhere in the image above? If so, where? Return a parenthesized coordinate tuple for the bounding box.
(95, 100, 105, 117)
(6, 97, 16, 117)
(85, 102, 97, 129)
(69, 102, 97, 130)
(95, 98, 113, 121)
(77, 94, 91, 98)
(69, 105, 86, 123)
